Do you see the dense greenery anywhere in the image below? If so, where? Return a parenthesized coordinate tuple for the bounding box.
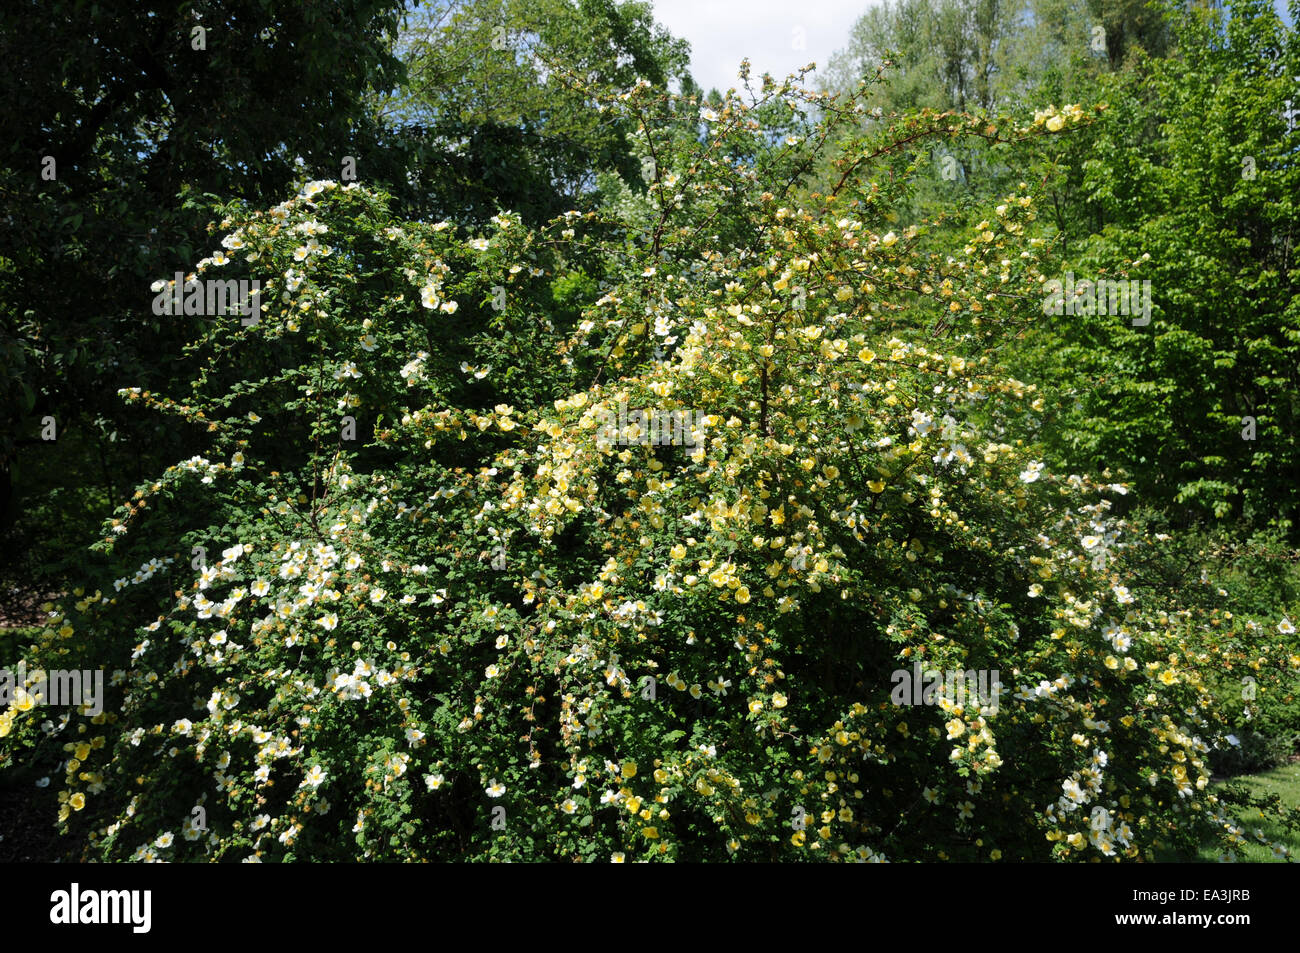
(0, 0, 410, 595)
(1, 0, 1298, 862)
(1025, 0, 1300, 524)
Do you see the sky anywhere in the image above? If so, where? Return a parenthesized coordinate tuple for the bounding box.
(650, 0, 1296, 97)
(649, 0, 876, 96)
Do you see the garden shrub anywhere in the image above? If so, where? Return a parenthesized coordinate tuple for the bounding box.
(2, 78, 1296, 862)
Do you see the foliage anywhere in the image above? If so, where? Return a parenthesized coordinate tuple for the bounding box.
(3, 71, 1297, 864)
(818, 0, 1300, 534)
(372, 0, 694, 227)
(0, 0, 410, 596)
(1015, 0, 1300, 527)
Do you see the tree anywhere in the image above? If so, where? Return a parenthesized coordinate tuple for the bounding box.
(814, 0, 1171, 255)
(0, 0, 408, 596)
(371, 0, 693, 226)
(1020, 0, 1300, 528)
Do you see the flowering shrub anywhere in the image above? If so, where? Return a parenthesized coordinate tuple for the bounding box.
(2, 75, 1296, 862)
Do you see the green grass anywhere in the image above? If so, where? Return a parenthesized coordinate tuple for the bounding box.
(1199, 763, 1300, 862)
(1154, 762, 1300, 862)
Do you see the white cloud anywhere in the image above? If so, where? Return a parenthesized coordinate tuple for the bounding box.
(651, 0, 876, 97)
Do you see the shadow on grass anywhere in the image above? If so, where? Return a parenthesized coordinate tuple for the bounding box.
(1154, 760, 1300, 862)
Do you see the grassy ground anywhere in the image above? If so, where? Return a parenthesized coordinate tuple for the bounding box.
(1151, 761, 1300, 862)
(1197, 762, 1300, 863)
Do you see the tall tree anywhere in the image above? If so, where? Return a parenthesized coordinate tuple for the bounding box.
(0, 0, 408, 592)
(1022, 0, 1300, 528)
(371, 0, 693, 226)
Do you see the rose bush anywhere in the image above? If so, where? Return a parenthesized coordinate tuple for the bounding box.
(2, 75, 1296, 862)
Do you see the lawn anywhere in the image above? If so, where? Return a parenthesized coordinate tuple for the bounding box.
(1153, 761, 1300, 863)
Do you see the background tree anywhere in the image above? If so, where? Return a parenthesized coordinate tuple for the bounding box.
(0, 0, 409, 604)
(1019, 0, 1300, 529)
(370, 0, 694, 227)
